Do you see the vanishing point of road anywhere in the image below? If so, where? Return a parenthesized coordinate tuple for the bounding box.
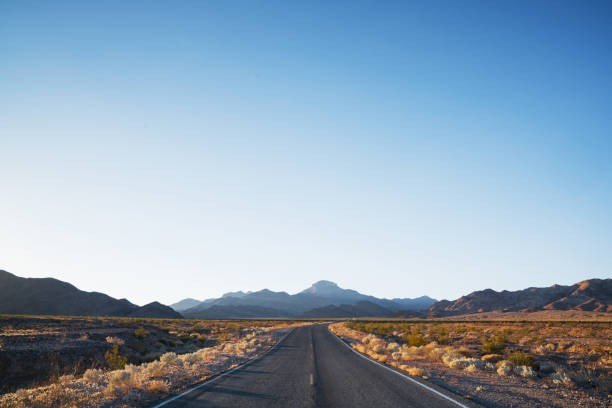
(152, 325, 475, 408)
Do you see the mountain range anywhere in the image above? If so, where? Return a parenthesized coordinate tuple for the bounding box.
(1, 268, 609, 319)
(0, 270, 181, 318)
(173, 280, 437, 318)
(427, 278, 612, 316)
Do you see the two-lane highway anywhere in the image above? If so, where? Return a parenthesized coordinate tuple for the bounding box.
(154, 325, 472, 408)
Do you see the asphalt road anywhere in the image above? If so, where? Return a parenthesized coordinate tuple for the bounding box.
(155, 325, 470, 408)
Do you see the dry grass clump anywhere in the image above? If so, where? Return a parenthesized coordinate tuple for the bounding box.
(400, 365, 425, 377)
(146, 379, 169, 393)
(105, 336, 125, 345)
(481, 354, 504, 364)
(82, 368, 104, 384)
(352, 344, 367, 354)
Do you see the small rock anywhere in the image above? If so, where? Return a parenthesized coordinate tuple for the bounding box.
(539, 362, 554, 374)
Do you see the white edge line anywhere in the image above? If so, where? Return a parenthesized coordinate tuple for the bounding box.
(149, 327, 296, 408)
(329, 328, 472, 408)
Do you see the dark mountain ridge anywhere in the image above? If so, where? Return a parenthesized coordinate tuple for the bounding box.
(0, 270, 181, 318)
(427, 278, 612, 316)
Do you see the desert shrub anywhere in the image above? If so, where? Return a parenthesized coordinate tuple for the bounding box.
(371, 343, 386, 353)
(550, 370, 573, 386)
(105, 344, 127, 370)
(178, 352, 201, 366)
(442, 350, 463, 365)
(387, 342, 400, 352)
(407, 334, 426, 347)
(481, 336, 506, 354)
(353, 344, 367, 353)
(134, 326, 148, 339)
(401, 348, 417, 361)
(448, 358, 482, 370)
(437, 335, 449, 344)
(195, 348, 220, 362)
(160, 352, 178, 365)
(106, 369, 136, 395)
(508, 351, 536, 369)
(146, 380, 169, 393)
(83, 368, 104, 384)
(534, 342, 556, 354)
(514, 365, 536, 377)
(144, 360, 165, 377)
(57, 374, 74, 385)
(427, 345, 446, 360)
(497, 360, 513, 376)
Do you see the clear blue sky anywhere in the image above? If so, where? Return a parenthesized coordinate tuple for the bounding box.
(1, 1, 610, 305)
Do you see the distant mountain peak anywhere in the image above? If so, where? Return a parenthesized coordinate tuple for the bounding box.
(313, 280, 339, 288)
(301, 280, 340, 294)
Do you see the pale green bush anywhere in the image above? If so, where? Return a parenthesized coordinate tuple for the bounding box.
(497, 360, 513, 376)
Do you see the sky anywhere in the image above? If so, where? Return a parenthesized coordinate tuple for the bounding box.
(1, 1, 611, 306)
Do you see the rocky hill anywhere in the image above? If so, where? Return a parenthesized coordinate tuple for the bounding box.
(427, 278, 612, 316)
(0, 270, 181, 318)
